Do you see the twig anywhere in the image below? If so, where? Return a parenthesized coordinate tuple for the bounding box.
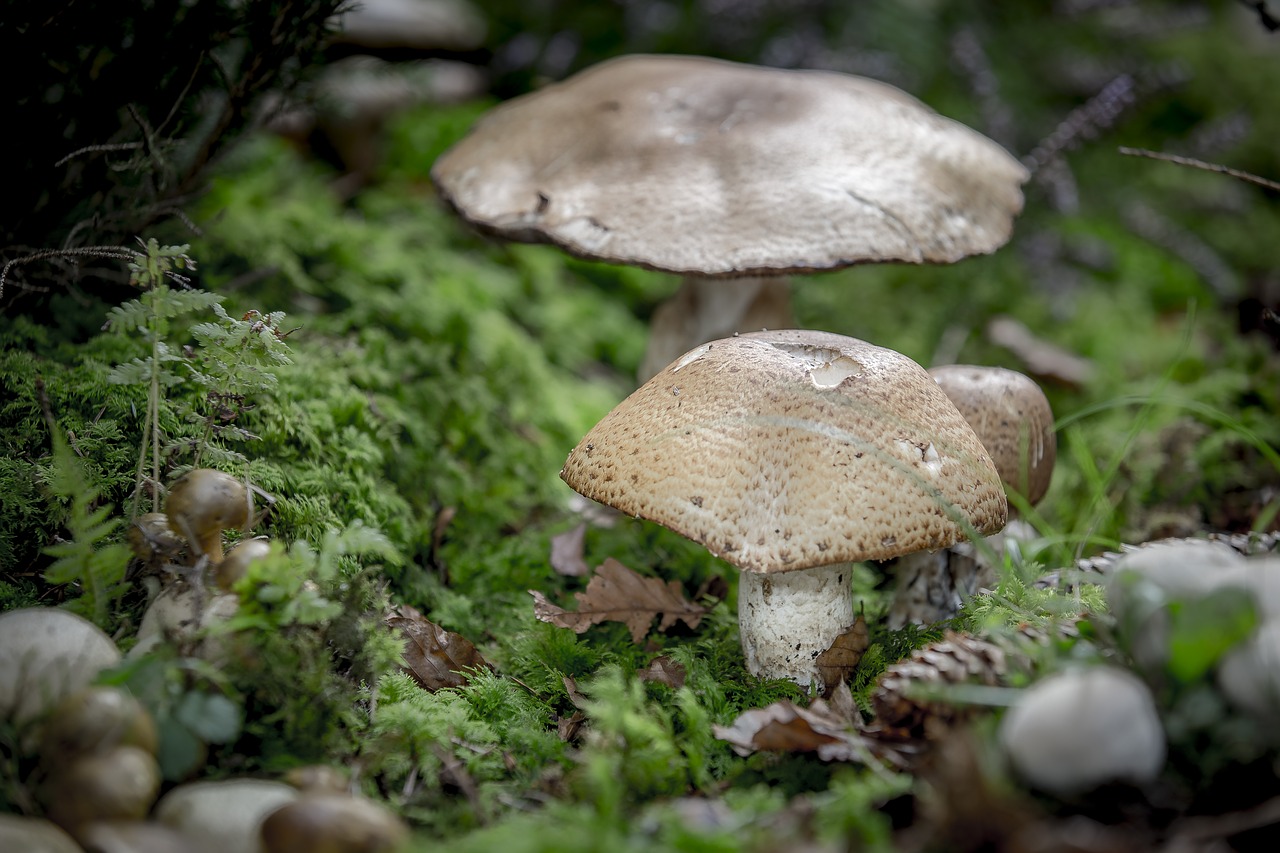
(0, 245, 135, 304)
(1024, 75, 1137, 174)
(1163, 794, 1280, 849)
(1118, 146, 1280, 192)
(54, 142, 146, 168)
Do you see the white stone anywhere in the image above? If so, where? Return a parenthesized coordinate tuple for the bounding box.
(1218, 618, 1280, 722)
(999, 666, 1166, 796)
(155, 779, 300, 853)
(1107, 539, 1247, 610)
(0, 814, 82, 853)
(0, 607, 121, 726)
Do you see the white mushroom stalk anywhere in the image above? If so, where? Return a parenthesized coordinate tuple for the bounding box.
(737, 564, 855, 685)
(560, 330, 1007, 689)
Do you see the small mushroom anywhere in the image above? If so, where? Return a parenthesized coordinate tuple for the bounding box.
(560, 330, 1006, 688)
(328, 0, 487, 54)
(131, 583, 240, 661)
(928, 365, 1056, 506)
(888, 365, 1057, 627)
(999, 666, 1166, 796)
(127, 512, 185, 572)
(164, 469, 250, 565)
(1104, 541, 1268, 673)
(432, 54, 1029, 382)
(215, 537, 273, 591)
(284, 764, 351, 794)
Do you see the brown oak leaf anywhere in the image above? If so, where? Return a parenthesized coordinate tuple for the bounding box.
(530, 558, 707, 643)
(386, 604, 492, 691)
(713, 682, 871, 762)
(549, 522, 590, 577)
(815, 615, 870, 693)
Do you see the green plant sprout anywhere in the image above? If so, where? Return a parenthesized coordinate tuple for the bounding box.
(41, 422, 132, 630)
(104, 239, 210, 514)
(104, 238, 293, 515)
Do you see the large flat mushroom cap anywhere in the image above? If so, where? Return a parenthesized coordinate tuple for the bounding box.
(432, 54, 1029, 277)
(560, 330, 1008, 572)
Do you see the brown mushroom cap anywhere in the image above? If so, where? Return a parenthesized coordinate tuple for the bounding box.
(432, 54, 1028, 277)
(928, 365, 1056, 506)
(560, 330, 1007, 572)
(164, 469, 249, 563)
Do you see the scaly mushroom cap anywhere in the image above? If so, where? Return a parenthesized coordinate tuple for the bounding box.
(928, 365, 1056, 506)
(561, 330, 1007, 572)
(432, 54, 1029, 277)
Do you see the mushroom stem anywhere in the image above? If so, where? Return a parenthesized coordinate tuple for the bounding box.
(738, 563, 854, 688)
(639, 275, 794, 381)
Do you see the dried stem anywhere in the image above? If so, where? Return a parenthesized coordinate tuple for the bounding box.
(1118, 146, 1280, 193)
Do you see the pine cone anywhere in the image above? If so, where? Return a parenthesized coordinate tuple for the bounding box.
(871, 632, 1008, 745)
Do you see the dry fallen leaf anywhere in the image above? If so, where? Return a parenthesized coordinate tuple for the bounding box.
(637, 655, 687, 689)
(386, 604, 493, 691)
(549, 522, 590, 577)
(815, 615, 869, 693)
(562, 676, 589, 710)
(713, 682, 872, 763)
(556, 711, 586, 742)
(530, 558, 707, 643)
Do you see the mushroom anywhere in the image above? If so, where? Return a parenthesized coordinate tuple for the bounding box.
(928, 365, 1056, 506)
(559, 330, 1006, 688)
(1218, 616, 1280, 724)
(215, 537, 273, 591)
(888, 364, 1056, 627)
(164, 468, 250, 565)
(431, 54, 1029, 381)
(126, 512, 184, 573)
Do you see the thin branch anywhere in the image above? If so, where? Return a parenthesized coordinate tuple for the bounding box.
(1118, 146, 1280, 192)
(54, 142, 145, 168)
(1024, 75, 1138, 174)
(1, 246, 136, 303)
(156, 53, 207, 137)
